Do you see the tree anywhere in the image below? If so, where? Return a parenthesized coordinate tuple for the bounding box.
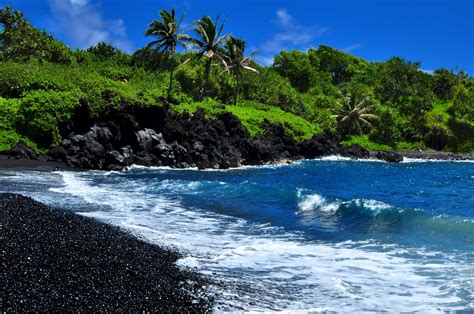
(332, 94, 378, 136)
(145, 9, 188, 99)
(373, 57, 433, 105)
(273, 50, 316, 92)
(87, 42, 119, 60)
(313, 45, 367, 85)
(187, 16, 229, 100)
(222, 37, 258, 105)
(432, 68, 458, 100)
(0, 6, 73, 64)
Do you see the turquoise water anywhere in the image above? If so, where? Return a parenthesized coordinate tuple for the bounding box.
(1, 158, 473, 312)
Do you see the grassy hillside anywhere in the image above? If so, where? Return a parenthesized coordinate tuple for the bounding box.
(0, 7, 473, 153)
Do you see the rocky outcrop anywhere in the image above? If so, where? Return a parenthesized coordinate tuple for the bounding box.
(40, 103, 407, 170)
(7, 141, 38, 160)
(370, 151, 404, 163)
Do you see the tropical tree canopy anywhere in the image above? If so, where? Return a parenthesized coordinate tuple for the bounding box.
(187, 15, 230, 99)
(223, 37, 258, 77)
(332, 94, 379, 136)
(145, 9, 188, 56)
(145, 9, 188, 98)
(222, 37, 258, 105)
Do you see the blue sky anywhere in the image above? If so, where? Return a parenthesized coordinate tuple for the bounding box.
(2, 0, 473, 73)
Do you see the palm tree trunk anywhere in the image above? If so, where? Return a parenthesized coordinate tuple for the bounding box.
(167, 55, 175, 99)
(234, 77, 240, 106)
(199, 58, 212, 100)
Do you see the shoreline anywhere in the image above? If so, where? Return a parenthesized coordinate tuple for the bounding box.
(1, 193, 213, 312)
(1, 149, 473, 172)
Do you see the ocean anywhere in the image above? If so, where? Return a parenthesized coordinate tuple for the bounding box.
(1, 157, 473, 312)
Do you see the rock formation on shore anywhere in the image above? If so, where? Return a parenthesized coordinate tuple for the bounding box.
(5, 103, 409, 170)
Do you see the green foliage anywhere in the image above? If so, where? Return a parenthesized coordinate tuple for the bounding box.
(396, 141, 424, 151)
(369, 106, 402, 146)
(341, 135, 392, 151)
(333, 93, 379, 136)
(227, 101, 319, 140)
(0, 130, 41, 152)
(274, 50, 316, 92)
(0, 62, 69, 97)
(0, 7, 74, 64)
(0, 97, 18, 129)
(88, 42, 122, 61)
(311, 45, 367, 84)
(171, 97, 226, 118)
(450, 84, 474, 122)
(241, 68, 305, 115)
(372, 57, 433, 107)
(131, 47, 166, 71)
(171, 99, 319, 140)
(17, 90, 79, 148)
(432, 69, 458, 100)
(447, 118, 474, 152)
(0, 98, 40, 151)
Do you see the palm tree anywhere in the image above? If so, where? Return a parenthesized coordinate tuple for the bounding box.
(187, 16, 229, 100)
(222, 37, 259, 105)
(332, 94, 378, 136)
(145, 9, 188, 99)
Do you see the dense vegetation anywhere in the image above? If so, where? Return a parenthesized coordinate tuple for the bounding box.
(0, 7, 473, 153)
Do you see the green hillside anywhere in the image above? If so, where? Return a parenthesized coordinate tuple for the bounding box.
(0, 7, 473, 153)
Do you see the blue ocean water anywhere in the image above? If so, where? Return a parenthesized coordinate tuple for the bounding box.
(1, 157, 473, 312)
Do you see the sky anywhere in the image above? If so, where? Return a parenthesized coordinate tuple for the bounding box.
(1, 0, 473, 73)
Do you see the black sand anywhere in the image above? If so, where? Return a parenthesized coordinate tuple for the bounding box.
(1, 193, 212, 312)
(0, 155, 71, 171)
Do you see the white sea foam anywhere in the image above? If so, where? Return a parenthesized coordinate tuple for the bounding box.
(296, 190, 341, 213)
(402, 157, 474, 163)
(296, 190, 393, 215)
(46, 171, 470, 312)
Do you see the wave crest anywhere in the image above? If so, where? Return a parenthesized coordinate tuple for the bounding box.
(296, 189, 393, 216)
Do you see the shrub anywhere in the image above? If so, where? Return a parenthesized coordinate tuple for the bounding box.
(241, 68, 305, 115)
(0, 62, 66, 97)
(341, 135, 393, 151)
(396, 141, 424, 151)
(369, 106, 402, 146)
(17, 90, 79, 147)
(0, 97, 19, 130)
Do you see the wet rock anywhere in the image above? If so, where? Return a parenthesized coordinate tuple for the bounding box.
(91, 125, 113, 146)
(48, 146, 68, 161)
(120, 146, 134, 165)
(192, 141, 205, 152)
(340, 144, 370, 159)
(372, 151, 403, 163)
(8, 141, 38, 160)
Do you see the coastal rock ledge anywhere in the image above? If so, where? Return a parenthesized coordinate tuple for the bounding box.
(42, 104, 403, 170)
(3, 104, 412, 170)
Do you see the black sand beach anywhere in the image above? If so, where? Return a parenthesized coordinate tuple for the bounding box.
(1, 193, 212, 312)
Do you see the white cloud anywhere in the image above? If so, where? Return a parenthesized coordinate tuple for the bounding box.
(420, 69, 434, 75)
(256, 8, 327, 66)
(343, 43, 361, 52)
(49, 0, 133, 52)
(276, 8, 293, 27)
(69, 0, 88, 6)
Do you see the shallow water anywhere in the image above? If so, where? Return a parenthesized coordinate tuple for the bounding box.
(1, 158, 473, 312)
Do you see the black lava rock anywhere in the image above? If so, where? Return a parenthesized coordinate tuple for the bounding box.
(8, 141, 38, 160)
